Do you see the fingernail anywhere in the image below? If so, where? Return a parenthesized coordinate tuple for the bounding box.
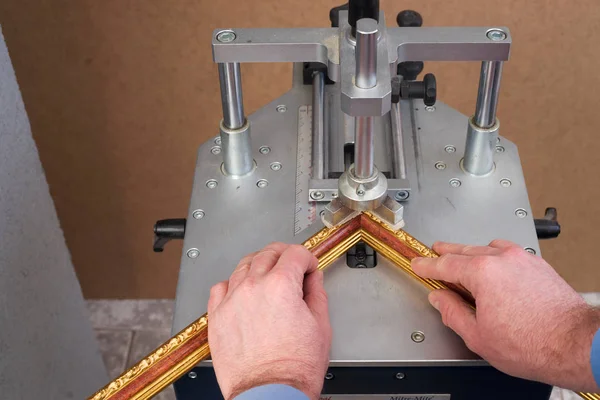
(428, 292, 440, 311)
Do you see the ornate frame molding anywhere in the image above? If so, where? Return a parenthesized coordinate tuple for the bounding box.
(88, 212, 598, 400)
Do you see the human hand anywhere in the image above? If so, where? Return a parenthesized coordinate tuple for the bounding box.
(207, 243, 332, 400)
(412, 240, 600, 392)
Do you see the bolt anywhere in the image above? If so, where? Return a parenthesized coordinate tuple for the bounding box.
(496, 137, 501, 144)
(319, 210, 325, 217)
(259, 146, 271, 155)
(211, 146, 221, 155)
(525, 247, 537, 255)
(187, 248, 200, 259)
(395, 191, 409, 201)
(188, 371, 198, 379)
(496, 146, 505, 153)
(270, 162, 282, 171)
(435, 162, 446, 170)
(206, 179, 218, 189)
(357, 189, 365, 196)
(331, 192, 338, 198)
(449, 178, 461, 188)
(276, 105, 287, 113)
(515, 208, 528, 218)
(325, 372, 334, 380)
(257, 179, 269, 189)
(486, 29, 507, 41)
(192, 209, 205, 220)
(425, 105, 436, 112)
(395, 372, 405, 380)
(216, 30, 236, 43)
(355, 263, 367, 268)
(214, 137, 222, 145)
(310, 191, 324, 200)
(411, 331, 425, 343)
(445, 145, 456, 154)
(500, 179, 512, 187)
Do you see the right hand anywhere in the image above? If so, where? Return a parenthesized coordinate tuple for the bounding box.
(412, 240, 600, 392)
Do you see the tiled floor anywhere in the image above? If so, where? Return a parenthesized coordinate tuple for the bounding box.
(88, 294, 600, 400)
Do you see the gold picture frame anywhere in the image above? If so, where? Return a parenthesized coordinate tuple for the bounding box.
(88, 212, 598, 400)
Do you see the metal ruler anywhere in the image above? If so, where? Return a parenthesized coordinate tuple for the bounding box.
(294, 105, 317, 235)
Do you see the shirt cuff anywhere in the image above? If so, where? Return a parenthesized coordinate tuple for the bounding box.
(233, 384, 309, 400)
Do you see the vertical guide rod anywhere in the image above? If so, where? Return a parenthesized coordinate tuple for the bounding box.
(353, 18, 378, 179)
(390, 102, 407, 179)
(474, 61, 503, 128)
(312, 71, 326, 179)
(218, 62, 254, 177)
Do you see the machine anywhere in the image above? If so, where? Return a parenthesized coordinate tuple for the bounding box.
(154, 1, 562, 398)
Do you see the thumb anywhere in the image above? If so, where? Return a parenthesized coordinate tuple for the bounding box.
(429, 289, 478, 347)
(303, 270, 331, 329)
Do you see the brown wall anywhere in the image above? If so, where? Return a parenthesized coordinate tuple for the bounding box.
(0, 0, 598, 298)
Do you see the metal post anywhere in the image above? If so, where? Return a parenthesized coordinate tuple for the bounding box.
(218, 62, 253, 177)
(354, 18, 378, 179)
(463, 60, 503, 176)
(312, 71, 325, 179)
(390, 102, 407, 179)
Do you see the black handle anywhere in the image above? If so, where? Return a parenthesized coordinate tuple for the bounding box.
(534, 208, 561, 240)
(392, 73, 437, 106)
(153, 218, 186, 252)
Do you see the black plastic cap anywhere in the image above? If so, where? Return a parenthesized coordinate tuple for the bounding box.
(397, 61, 424, 81)
(396, 10, 423, 27)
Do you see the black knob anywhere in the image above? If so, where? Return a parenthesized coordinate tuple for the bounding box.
(153, 218, 186, 252)
(534, 208, 561, 240)
(397, 61, 424, 81)
(395, 73, 437, 106)
(329, 3, 349, 28)
(348, 0, 379, 36)
(423, 73, 437, 106)
(396, 10, 423, 27)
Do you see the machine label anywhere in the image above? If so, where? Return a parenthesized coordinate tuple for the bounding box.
(320, 396, 450, 400)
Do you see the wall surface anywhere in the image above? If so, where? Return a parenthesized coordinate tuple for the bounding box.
(0, 0, 598, 298)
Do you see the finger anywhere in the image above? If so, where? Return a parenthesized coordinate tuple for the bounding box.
(429, 289, 477, 347)
(303, 270, 330, 331)
(227, 251, 258, 291)
(433, 242, 500, 256)
(488, 239, 520, 249)
(270, 245, 318, 287)
(412, 254, 479, 293)
(207, 280, 229, 314)
(249, 242, 289, 277)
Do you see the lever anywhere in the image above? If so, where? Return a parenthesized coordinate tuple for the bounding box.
(534, 207, 561, 240)
(391, 73, 437, 106)
(153, 218, 186, 252)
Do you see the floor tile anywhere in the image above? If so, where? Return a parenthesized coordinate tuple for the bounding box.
(95, 329, 133, 379)
(88, 299, 174, 331)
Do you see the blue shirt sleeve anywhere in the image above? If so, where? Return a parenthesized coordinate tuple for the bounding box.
(592, 328, 600, 387)
(234, 384, 309, 400)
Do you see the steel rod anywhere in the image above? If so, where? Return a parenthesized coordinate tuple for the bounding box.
(390, 102, 407, 179)
(218, 62, 245, 129)
(474, 60, 503, 129)
(354, 116, 375, 178)
(312, 71, 325, 179)
(355, 18, 378, 89)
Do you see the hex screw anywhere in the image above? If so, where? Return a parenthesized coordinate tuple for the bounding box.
(500, 179, 512, 187)
(487, 29, 507, 41)
(496, 146, 505, 153)
(435, 162, 446, 170)
(270, 162, 282, 171)
(425, 105, 436, 112)
(214, 137, 222, 145)
(449, 178, 461, 188)
(515, 208, 528, 218)
(259, 146, 271, 155)
(216, 30, 236, 43)
(187, 248, 200, 259)
(395, 191, 410, 201)
(206, 179, 218, 189)
(395, 372, 405, 380)
(192, 209, 205, 220)
(310, 191, 324, 200)
(325, 372, 334, 380)
(257, 179, 269, 189)
(411, 331, 425, 343)
(211, 146, 221, 155)
(357, 189, 365, 196)
(188, 371, 198, 379)
(525, 247, 537, 255)
(276, 105, 287, 113)
(445, 145, 456, 153)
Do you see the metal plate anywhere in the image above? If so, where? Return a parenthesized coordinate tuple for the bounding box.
(173, 66, 539, 366)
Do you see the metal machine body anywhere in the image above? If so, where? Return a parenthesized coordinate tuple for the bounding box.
(165, 3, 555, 399)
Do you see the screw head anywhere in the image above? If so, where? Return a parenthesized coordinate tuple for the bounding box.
(211, 146, 221, 155)
(331, 192, 338, 198)
(259, 146, 271, 155)
(357, 189, 365, 196)
(187, 248, 200, 259)
(525, 247, 537, 255)
(319, 210, 325, 217)
(411, 331, 425, 343)
(435, 161, 446, 170)
(500, 179, 512, 187)
(496, 146, 505, 153)
(487, 29, 507, 41)
(206, 179, 218, 189)
(325, 372, 334, 380)
(188, 371, 198, 379)
(216, 30, 236, 43)
(515, 208, 528, 218)
(445, 145, 456, 153)
(395, 372, 405, 380)
(449, 178, 461, 188)
(276, 105, 287, 113)
(192, 209, 205, 219)
(257, 179, 269, 188)
(425, 105, 436, 112)
(214, 137, 222, 145)
(270, 162, 282, 171)
(310, 191, 324, 200)
(395, 191, 410, 201)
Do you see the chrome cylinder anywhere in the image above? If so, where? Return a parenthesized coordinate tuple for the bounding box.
(390, 102, 407, 180)
(463, 117, 499, 176)
(220, 120, 254, 177)
(354, 116, 375, 179)
(474, 61, 503, 129)
(218, 62, 245, 130)
(355, 18, 378, 89)
(312, 71, 326, 179)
